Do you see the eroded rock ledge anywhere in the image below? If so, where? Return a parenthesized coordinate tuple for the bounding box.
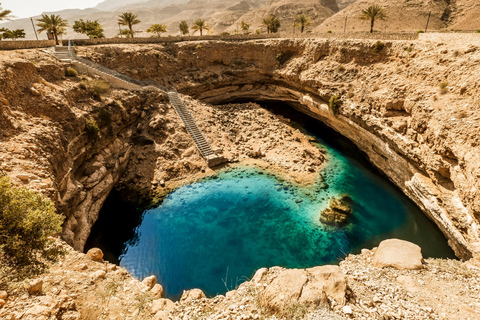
(82, 38, 480, 260)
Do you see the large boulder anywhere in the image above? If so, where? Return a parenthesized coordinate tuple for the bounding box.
(373, 239, 424, 270)
(259, 265, 347, 312)
(181, 288, 206, 301)
(86, 248, 104, 262)
(320, 195, 353, 226)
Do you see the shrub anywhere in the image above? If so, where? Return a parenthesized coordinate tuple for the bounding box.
(406, 45, 414, 53)
(88, 79, 110, 98)
(65, 67, 78, 77)
(276, 52, 290, 65)
(0, 175, 64, 273)
(439, 82, 448, 94)
(85, 118, 100, 142)
(327, 30, 332, 33)
(477, 29, 480, 33)
(337, 65, 346, 72)
(417, 30, 425, 33)
(220, 31, 230, 36)
(97, 107, 112, 127)
(373, 40, 385, 52)
(329, 95, 339, 115)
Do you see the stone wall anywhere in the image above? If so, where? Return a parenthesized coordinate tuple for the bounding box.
(62, 34, 281, 46)
(419, 32, 480, 45)
(0, 40, 55, 50)
(282, 32, 419, 41)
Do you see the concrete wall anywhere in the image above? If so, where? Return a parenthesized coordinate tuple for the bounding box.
(419, 33, 480, 45)
(0, 40, 55, 50)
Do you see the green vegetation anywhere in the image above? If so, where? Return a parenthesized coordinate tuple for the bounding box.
(0, 28, 26, 40)
(329, 95, 339, 115)
(36, 14, 68, 45)
(0, 2, 12, 21)
(85, 118, 100, 142)
(240, 21, 250, 34)
(262, 14, 280, 34)
(439, 81, 448, 94)
(179, 20, 189, 35)
(220, 31, 230, 36)
(373, 40, 385, 52)
(73, 19, 105, 39)
(275, 52, 289, 65)
(146, 23, 167, 37)
(89, 79, 110, 98)
(97, 106, 112, 127)
(65, 67, 78, 77)
(477, 29, 480, 33)
(191, 19, 211, 36)
(417, 30, 425, 33)
(118, 12, 140, 38)
(327, 30, 332, 33)
(359, 4, 387, 33)
(0, 175, 64, 275)
(293, 13, 311, 33)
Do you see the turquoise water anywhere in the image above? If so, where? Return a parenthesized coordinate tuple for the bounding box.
(86, 104, 456, 300)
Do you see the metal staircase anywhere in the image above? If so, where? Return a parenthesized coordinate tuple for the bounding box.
(51, 41, 225, 167)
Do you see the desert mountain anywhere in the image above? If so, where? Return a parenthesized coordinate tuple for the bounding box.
(316, 0, 480, 33)
(224, 0, 336, 34)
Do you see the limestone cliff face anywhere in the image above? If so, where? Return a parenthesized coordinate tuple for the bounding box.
(0, 52, 165, 251)
(85, 39, 480, 260)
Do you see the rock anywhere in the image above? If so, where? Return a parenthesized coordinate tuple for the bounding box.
(397, 275, 419, 293)
(25, 305, 51, 317)
(320, 196, 353, 226)
(181, 288, 206, 301)
(27, 279, 43, 295)
(152, 298, 175, 313)
(142, 275, 157, 290)
(92, 270, 106, 279)
(0, 299, 5, 307)
(251, 268, 268, 283)
(260, 269, 308, 312)
(151, 283, 164, 298)
(301, 265, 347, 308)
(86, 248, 104, 262)
(0, 291, 7, 300)
(342, 305, 352, 314)
(372, 239, 424, 270)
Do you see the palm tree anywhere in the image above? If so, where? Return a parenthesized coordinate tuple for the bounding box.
(36, 14, 68, 45)
(118, 12, 140, 38)
(359, 4, 387, 33)
(179, 20, 189, 35)
(262, 14, 280, 34)
(294, 14, 311, 33)
(0, 3, 12, 21)
(191, 19, 211, 36)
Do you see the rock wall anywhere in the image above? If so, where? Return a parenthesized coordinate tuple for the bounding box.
(83, 38, 480, 260)
(0, 50, 167, 251)
(0, 40, 55, 50)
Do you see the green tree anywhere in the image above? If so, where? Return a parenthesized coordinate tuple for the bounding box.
(0, 3, 12, 21)
(240, 20, 250, 34)
(359, 4, 387, 33)
(294, 13, 311, 33)
(1, 28, 26, 40)
(118, 12, 140, 38)
(72, 19, 104, 38)
(0, 175, 64, 273)
(262, 14, 280, 34)
(36, 14, 68, 45)
(146, 23, 167, 37)
(179, 20, 189, 35)
(191, 19, 211, 36)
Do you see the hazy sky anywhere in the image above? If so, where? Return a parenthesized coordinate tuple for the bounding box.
(1, 0, 104, 19)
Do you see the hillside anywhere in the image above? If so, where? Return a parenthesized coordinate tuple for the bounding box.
(317, 0, 480, 33)
(225, 0, 335, 34)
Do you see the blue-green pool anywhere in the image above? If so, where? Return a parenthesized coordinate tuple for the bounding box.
(86, 104, 456, 300)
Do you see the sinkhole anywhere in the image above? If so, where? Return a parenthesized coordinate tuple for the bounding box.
(86, 101, 456, 301)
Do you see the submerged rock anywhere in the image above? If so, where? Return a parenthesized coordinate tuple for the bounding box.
(320, 195, 353, 226)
